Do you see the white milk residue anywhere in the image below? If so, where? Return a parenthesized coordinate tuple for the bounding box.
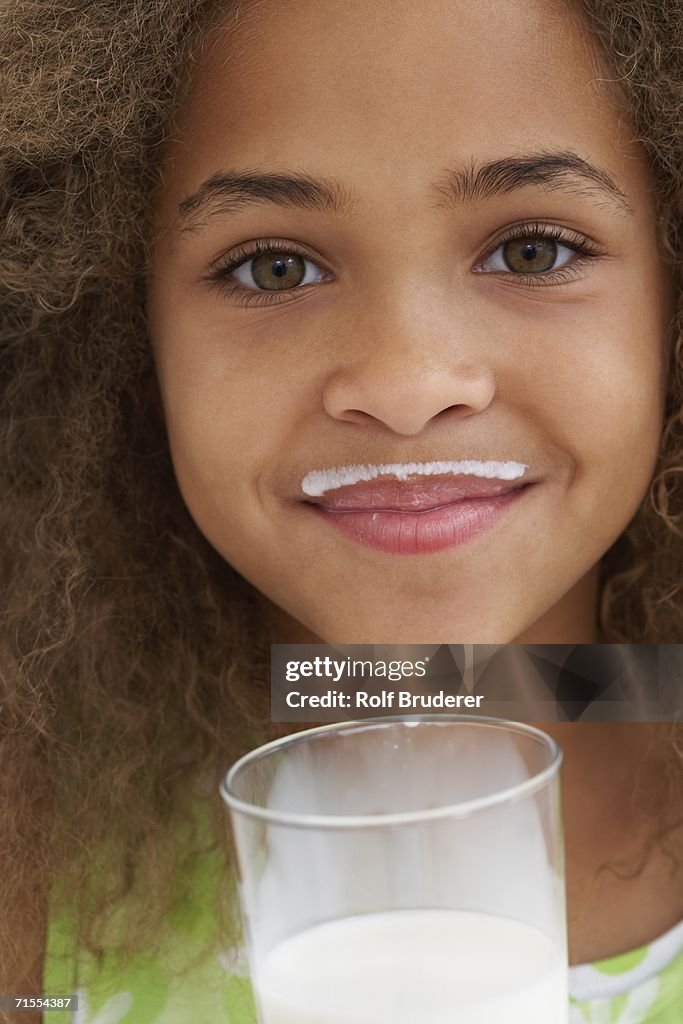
(301, 460, 528, 497)
(254, 908, 568, 1024)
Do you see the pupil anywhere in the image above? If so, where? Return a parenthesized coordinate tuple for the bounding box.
(251, 250, 306, 289)
(502, 237, 556, 274)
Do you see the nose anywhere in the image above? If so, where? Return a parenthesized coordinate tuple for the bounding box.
(322, 321, 496, 436)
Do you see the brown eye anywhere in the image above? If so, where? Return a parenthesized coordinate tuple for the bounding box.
(250, 251, 307, 290)
(502, 238, 557, 273)
(228, 248, 327, 293)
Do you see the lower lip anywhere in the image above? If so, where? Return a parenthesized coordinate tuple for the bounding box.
(309, 487, 530, 555)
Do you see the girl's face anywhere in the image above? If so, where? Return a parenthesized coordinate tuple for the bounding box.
(148, 0, 670, 643)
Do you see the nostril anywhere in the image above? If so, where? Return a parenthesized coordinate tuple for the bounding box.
(328, 407, 383, 428)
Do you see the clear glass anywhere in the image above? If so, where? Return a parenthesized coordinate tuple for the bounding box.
(220, 715, 567, 1024)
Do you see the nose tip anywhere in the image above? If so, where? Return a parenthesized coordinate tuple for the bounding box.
(323, 363, 496, 436)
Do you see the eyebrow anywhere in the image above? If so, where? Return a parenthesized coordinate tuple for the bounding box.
(434, 151, 632, 216)
(178, 170, 354, 226)
(176, 150, 633, 229)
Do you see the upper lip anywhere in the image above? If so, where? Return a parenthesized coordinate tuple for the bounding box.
(307, 474, 532, 512)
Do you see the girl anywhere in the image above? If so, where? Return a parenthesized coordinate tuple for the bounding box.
(1, 0, 681, 1021)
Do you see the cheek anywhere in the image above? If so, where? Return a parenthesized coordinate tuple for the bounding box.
(595, 288, 665, 454)
(540, 298, 664, 519)
(149, 311, 309, 535)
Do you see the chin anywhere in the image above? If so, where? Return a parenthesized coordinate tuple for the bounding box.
(307, 603, 527, 646)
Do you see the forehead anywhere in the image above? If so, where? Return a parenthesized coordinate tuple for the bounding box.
(162, 0, 647, 218)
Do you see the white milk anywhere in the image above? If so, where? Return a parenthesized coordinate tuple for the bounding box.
(253, 908, 568, 1024)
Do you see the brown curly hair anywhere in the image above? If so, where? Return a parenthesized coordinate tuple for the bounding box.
(0, 0, 681, 1000)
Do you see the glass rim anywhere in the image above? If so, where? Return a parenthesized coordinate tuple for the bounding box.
(220, 714, 563, 830)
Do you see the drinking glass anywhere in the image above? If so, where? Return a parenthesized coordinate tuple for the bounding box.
(220, 715, 567, 1024)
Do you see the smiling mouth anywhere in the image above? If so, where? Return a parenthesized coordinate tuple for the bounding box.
(303, 474, 537, 555)
(308, 474, 530, 512)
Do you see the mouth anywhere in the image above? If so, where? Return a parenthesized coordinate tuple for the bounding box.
(302, 472, 538, 555)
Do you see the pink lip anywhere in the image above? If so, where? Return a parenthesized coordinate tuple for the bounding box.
(305, 476, 533, 555)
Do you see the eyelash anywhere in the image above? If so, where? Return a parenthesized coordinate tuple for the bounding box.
(205, 239, 329, 308)
(205, 223, 604, 307)
(476, 221, 604, 288)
